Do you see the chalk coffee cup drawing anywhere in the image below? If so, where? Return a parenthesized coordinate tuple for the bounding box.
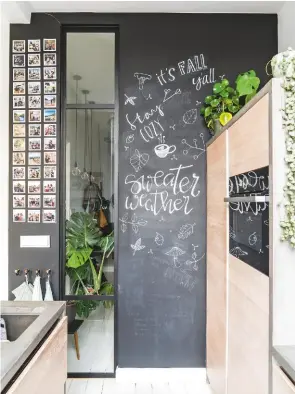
(154, 144, 176, 158)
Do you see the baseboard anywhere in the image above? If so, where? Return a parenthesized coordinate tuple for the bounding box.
(115, 367, 206, 383)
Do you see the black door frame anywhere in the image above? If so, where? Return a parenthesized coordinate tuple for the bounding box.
(59, 25, 119, 379)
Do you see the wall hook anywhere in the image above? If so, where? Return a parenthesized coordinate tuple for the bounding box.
(24, 269, 30, 275)
(35, 269, 41, 276)
(46, 269, 51, 278)
(14, 269, 21, 276)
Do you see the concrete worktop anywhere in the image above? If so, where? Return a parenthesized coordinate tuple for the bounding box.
(273, 345, 295, 383)
(0, 301, 66, 391)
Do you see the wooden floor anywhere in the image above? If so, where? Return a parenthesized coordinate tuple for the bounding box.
(66, 379, 212, 394)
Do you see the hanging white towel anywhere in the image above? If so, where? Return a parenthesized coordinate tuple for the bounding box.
(11, 281, 33, 301)
(44, 277, 54, 301)
(32, 275, 43, 301)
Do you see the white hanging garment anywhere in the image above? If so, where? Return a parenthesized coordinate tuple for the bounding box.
(11, 281, 33, 301)
(32, 274, 43, 301)
(44, 277, 54, 301)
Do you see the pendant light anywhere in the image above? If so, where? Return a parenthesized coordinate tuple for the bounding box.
(81, 90, 90, 181)
(88, 101, 95, 183)
(71, 75, 82, 176)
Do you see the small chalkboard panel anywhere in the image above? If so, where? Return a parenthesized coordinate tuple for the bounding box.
(118, 14, 277, 367)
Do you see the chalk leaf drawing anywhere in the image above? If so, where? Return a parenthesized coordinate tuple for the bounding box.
(165, 246, 185, 268)
(130, 149, 149, 172)
(163, 88, 181, 103)
(229, 226, 236, 239)
(230, 246, 248, 258)
(155, 232, 164, 246)
(124, 94, 137, 106)
(182, 134, 205, 160)
(249, 231, 258, 246)
(126, 134, 134, 144)
(183, 108, 198, 125)
(131, 238, 146, 256)
(177, 223, 196, 240)
(134, 72, 152, 90)
(119, 213, 147, 234)
(154, 143, 176, 159)
(264, 219, 269, 226)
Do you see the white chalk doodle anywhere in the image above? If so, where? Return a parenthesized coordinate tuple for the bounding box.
(195, 100, 201, 106)
(130, 149, 149, 172)
(154, 143, 176, 159)
(182, 134, 205, 160)
(155, 232, 164, 246)
(177, 223, 196, 240)
(124, 94, 137, 106)
(229, 226, 236, 239)
(183, 252, 205, 272)
(163, 88, 181, 103)
(264, 219, 269, 226)
(131, 238, 146, 256)
(266, 245, 269, 249)
(219, 74, 226, 80)
(171, 154, 178, 161)
(159, 216, 165, 222)
(119, 212, 147, 234)
(181, 91, 192, 105)
(148, 249, 153, 255)
(124, 146, 129, 151)
(169, 124, 176, 130)
(165, 246, 185, 268)
(192, 244, 199, 251)
(259, 249, 264, 254)
(126, 134, 134, 144)
(247, 216, 253, 222)
(249, 231, 258, 246)
(140, 90, 152, 100)
(230, 246, 248, 258)
(164, 267, 196, 292)
(134, 72, 152, 90)
(183, 108, 198, 125)
(157, 133, 166, 144)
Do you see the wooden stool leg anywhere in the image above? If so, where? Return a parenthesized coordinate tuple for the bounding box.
(73, 332, 80, 360)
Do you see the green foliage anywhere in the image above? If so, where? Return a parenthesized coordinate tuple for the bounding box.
(235, 70, 260, 103)
(66, 212, 101, 249)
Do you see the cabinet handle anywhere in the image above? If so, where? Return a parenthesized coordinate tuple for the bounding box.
(224, 196, 269, 203)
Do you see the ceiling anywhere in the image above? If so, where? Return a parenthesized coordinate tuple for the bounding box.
(26, 1, 285, 14)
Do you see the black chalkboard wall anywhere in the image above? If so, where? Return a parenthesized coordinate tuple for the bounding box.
(8, 13, 277, 368)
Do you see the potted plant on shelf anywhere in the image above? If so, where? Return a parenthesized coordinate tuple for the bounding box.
(65, 212, 114, 320)
(201, 70, 260, 135)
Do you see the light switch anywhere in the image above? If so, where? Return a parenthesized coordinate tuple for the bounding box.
(20, 235, 50, 248)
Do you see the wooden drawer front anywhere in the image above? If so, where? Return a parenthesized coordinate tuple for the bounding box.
(273, 360, 295, 394)
(207, 131, 227, 394)
(229, 93, 269, 176)
(7, 316, 67, 394)
(228, 256, 269, 394)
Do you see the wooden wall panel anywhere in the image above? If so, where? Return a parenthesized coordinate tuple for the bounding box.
(229, 93, 269, 176)
(273, 359, 295, 394)
(207, 131, 227, 394)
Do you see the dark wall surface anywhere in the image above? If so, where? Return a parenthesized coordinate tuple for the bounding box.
(9, 13, 277, 368)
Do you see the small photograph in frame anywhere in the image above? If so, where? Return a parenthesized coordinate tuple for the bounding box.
(29, 124, 41, 137)
(44, 53, 56, 66)
(43, 181, 56, 194)
(44, 95, 56, 108)
(28, 210, 40, 223)
(29, 138, 41, 151)
(43, 39, 56, 52)
(44, 138, 56, 151)
(13, 68, 25, 81)
(13, 167, 25, 180)
(44, 152, 56, 165)
(44, 166, 56, 179)
(29, 96, 41, 108)
(43, 195, 56, 208)
(29, 110, 41, 122)
(13, 110, 25, 123)
(13, 195, 25, 208)
(13, 82, 25, 95)
(28, 195, 41, 208)
(28, 67, 41, 81)
(44, 67, 56, 80)
(28, 152, 41, 165)
(42, 210, 56, 223)
(13, 54, 25, 67)
(13, 152, 25, 165)
(28, 82, 41, 95)
(28, 53, 40, 66)
(28, 39, 40, 52)
(13, 138, 25, 151)
(44, 81, 56, 94)
(44, 124, 56, 136)
(13, 40, 25, 53)
(28, 166, 41, 179)
(13, 124, 25, 137)
(13, 96, 25, 109)
(13, 209, 26, 223)
(28, 181, 40, 194)
(13, 181, 25, 194)
(44, 109, 56, 122)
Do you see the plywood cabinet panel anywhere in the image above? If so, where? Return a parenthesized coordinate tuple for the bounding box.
(207, 131, 227, 394)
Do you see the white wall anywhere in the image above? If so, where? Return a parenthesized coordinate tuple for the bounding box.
(278, 1, 295, 52)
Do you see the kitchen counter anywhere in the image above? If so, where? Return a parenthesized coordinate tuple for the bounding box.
(0, 301, 66, 392)
(273, 345, 295, 383)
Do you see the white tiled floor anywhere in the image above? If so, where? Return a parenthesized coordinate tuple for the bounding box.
(67, 379, 212, 394)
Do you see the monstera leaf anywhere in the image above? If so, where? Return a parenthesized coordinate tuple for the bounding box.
(66, 212, 101, 249)
(66, 243, 92, 269)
